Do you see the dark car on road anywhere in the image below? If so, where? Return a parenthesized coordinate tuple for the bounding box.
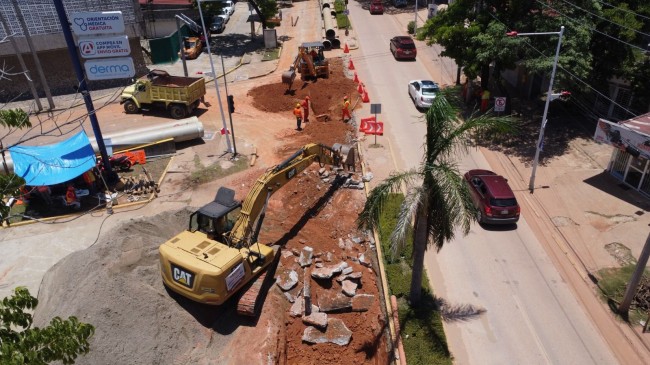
(369, 0, 384, 14)
(463, 169, 520, 225)
(209, 16, 225, 35)
(390, 36, 417, 60)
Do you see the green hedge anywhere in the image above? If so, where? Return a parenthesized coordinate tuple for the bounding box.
(378, 193, 452, 365)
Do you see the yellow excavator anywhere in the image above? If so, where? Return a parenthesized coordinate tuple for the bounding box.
(159, 143, 353, 316)
(282, 42, 330, 90)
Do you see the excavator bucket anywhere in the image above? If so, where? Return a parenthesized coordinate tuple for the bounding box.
(282, 70, 297, 89)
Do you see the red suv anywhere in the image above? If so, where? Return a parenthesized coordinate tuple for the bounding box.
(369, 1, 384, 14)
(464, 169, 520, 225)
(390, 36, 417, 60)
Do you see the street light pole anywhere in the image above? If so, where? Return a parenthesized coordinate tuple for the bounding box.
(507, 26, 564, 193)
(197, 0, 233, 154)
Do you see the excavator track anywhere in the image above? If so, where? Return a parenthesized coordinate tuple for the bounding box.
(237, 246, 281, 317)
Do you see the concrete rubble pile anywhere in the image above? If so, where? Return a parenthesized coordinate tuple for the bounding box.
(274, 231, 377, 347)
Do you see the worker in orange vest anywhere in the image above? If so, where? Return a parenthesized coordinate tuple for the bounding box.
(65, 185, 81, 210)
(301, 96, 310, 123)
(341, 95, 351, 122)
(481, 89, 491, 112)
(293, 103, 303, 131)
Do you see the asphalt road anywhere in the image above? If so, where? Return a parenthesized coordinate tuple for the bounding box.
(348, 3, 618, 364)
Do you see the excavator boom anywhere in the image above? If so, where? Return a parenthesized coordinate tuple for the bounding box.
(159, 142, 352, 316)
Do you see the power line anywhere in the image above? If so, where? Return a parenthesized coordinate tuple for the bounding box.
(593, 0, 650, 22)
(536, 0, 649, 53)
(556, 0, 650, 38)
(486, 10, 640, 119)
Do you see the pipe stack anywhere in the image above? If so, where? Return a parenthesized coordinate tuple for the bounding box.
(320, 0, 341, 49)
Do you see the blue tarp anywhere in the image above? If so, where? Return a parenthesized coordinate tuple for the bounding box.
(9, 131, 96, 186)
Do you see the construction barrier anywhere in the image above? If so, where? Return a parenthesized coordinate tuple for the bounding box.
(348, 59, 355, 70)
(344, 43, 349, 53)
(362, 90, 370, 103)
(353, 72, 359, 83)
(364, 121, 384, 136)
(359, 116, 376, 132)
(357, 82, 364, 94)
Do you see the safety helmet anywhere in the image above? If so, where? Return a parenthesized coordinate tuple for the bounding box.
(305, 96, 310, 100)
(343, 95, 348, 100)
(296, 103, 301, 107)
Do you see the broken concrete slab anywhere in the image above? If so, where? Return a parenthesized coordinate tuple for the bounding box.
(342, 267, 353, 275)
(318, 291, 352, 312)
(276, 269, 299, 291)
(336, 271, 362, 283)
(299, 246, 314, 267)
(302, 318, 352, 346)
(290, 296, 304, 317)
(325, 251, 333, 262)
(351, 294, 375, 312)
(342, 280, 358, 297)
(358, 253, 370, 267)
(302, 312, 328, 329)
(311, 261, 349, 280)
(281, 250, 295, 259)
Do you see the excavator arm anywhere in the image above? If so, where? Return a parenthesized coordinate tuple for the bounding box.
(226, 143, 345, 248)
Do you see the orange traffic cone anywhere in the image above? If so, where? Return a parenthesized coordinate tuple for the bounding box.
(362, 90, 370, 103)
(353, 72, 359, 83)
(357, 82, 364, 94)
(348, 59, 355, 70)
(344, 43, 350, 53)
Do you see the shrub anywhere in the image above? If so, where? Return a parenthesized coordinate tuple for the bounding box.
(407, 21, 416, 34)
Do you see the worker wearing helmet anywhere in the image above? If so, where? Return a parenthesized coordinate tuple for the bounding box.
(341, 95, 351, 122)
(65, 185, 81, 210)
(293, 103, 303, 131)
(301, 96, 310, 123)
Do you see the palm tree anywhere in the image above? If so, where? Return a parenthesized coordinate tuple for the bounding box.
(357, 90, 515, 306)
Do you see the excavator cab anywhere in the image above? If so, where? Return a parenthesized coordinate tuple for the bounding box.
(190, 187, 240, 243)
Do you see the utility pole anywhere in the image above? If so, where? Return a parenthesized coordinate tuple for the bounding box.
(52, 0, 114, 178)
(197, 0, 233, 154)
(618, 233, 650, 315)
(220, 53, 237, 156)
(10, 0, 55, 110)
(0, 12, 42, 111)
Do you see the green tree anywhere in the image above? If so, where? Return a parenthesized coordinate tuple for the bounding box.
(357, 90, 515, 306)
(419, 0, 594, 92)
(0, 287, 94, 364)
(0, 108, 31, 222)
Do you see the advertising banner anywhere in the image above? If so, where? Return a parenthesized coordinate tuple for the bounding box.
(79, 35, 131, 59)
(84, 57, 135, 80)
(594, 119, 650, 159)
(70, 11, 125, 36)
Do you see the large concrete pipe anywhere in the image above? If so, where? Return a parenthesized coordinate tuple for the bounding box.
(1, 117, 204, 175)
(322, 6, 336, 39)
(88, 117, 204, 151)
(322, 39, 332, 50)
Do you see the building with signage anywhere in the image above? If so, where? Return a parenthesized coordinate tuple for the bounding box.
(593, 112, 650, 197)
(0, 0, 147, 102)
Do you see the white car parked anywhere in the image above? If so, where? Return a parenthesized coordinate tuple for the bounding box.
(217, 8, 230, 23)
(408, 80, 439, 109)
(221, 1, 234, 16)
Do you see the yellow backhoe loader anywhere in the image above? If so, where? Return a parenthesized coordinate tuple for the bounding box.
(282, 42, 330, 90)
(159, 143, 353, 316)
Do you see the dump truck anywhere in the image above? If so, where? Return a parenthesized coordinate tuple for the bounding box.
(282, 42, 329, 90)
(121, 69, 207, 119)
(159, 143, 354, 316)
